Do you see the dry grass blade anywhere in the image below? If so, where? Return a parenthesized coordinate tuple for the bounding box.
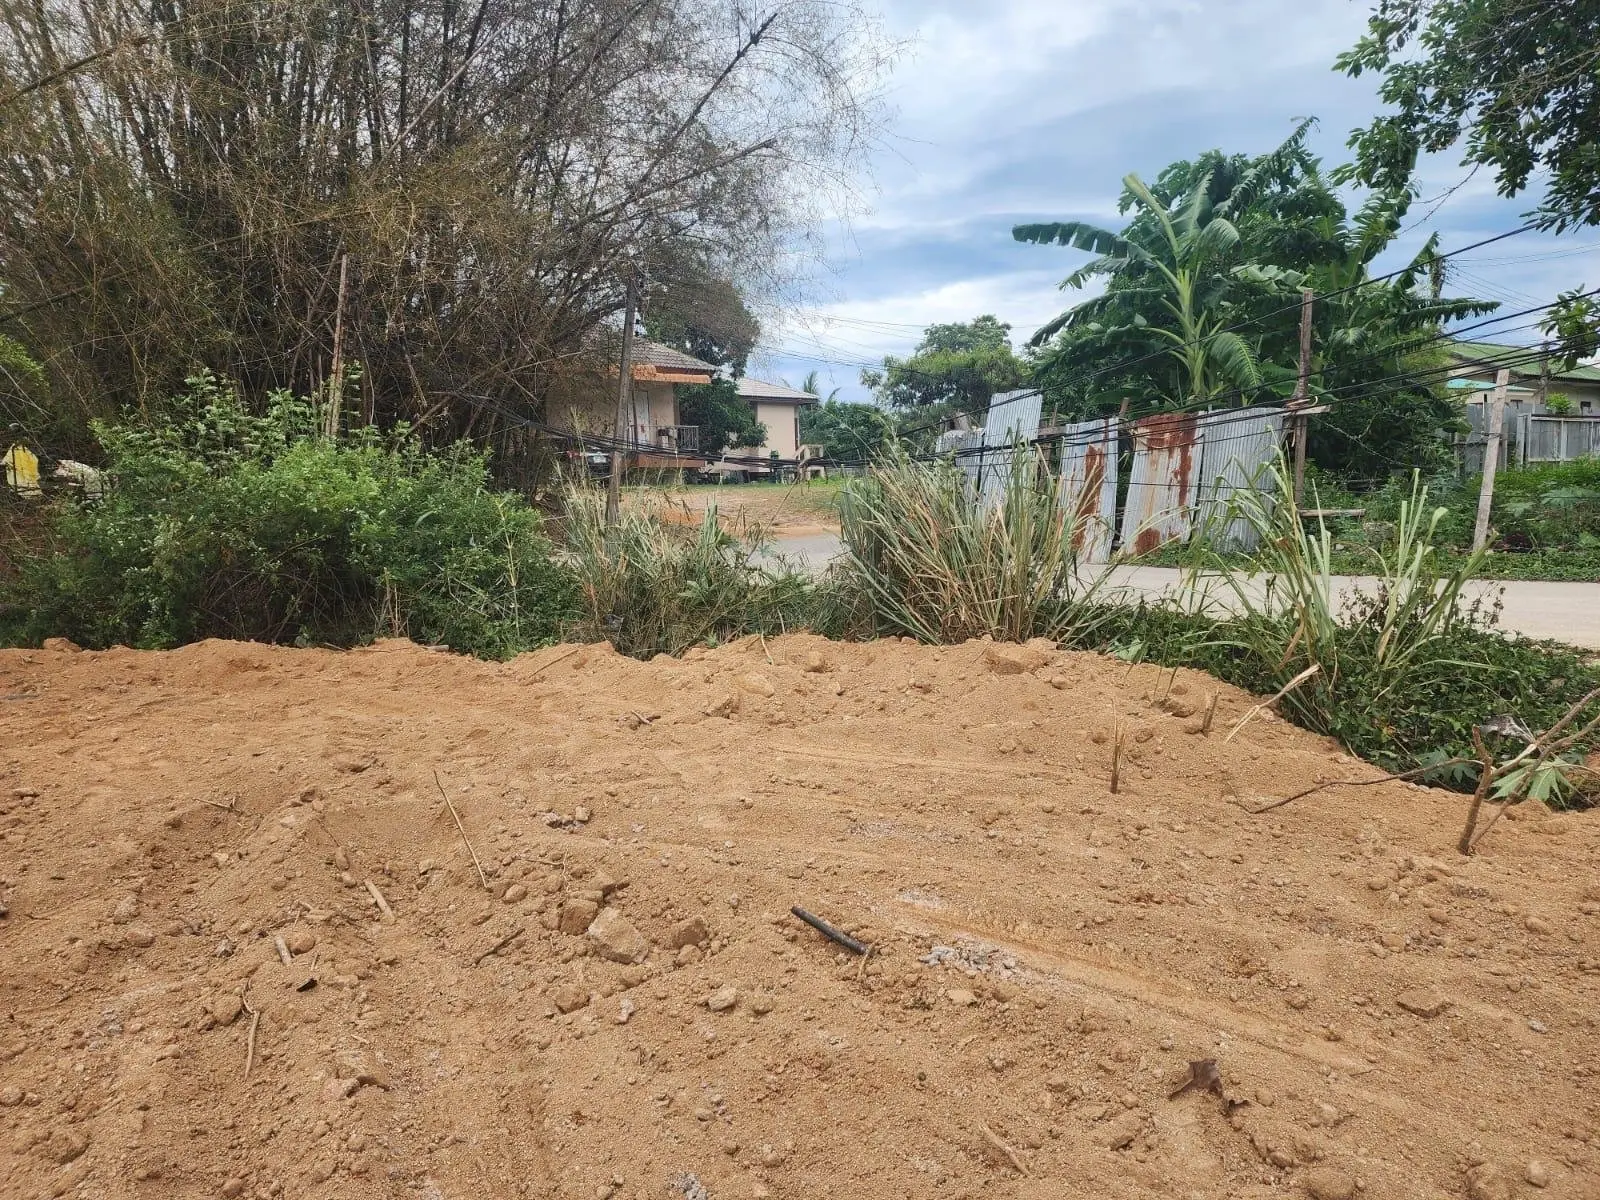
(241, 989, 260, 1079)
(435, 769, 488, 890)
(1224, 664, 1320, 743)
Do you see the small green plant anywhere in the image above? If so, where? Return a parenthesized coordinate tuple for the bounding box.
(1545, 393, 1575, 416)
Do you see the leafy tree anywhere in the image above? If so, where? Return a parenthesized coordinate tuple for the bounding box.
(677, 380, 765, 457)
(1015, 125, 1333, 412)
(0, 0, 891, 453)
(1335, 0, 1600, 232)
(799, 398, 892, 461)
(645, 270, 761, 377)
(1015, 126, 1494, 476)
(860, 315, 1028, 417)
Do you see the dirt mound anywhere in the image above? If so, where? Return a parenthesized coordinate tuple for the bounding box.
(1, 634, 1597, 1200)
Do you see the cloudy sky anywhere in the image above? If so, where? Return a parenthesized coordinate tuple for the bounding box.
(751, 0, 1600, 402)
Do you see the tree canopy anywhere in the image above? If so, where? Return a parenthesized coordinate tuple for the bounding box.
(799, 397, 891, 461)
(0, 0, 893, 453)
(860, 315, 1028, 417)
(1016, 125, 1497, 476)
(1334, 0, 1600, 232)
(676, 380, 764, 458)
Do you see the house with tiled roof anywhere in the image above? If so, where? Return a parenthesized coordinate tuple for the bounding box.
(547, 337, 718, 467)
(715, 377, 819, 476)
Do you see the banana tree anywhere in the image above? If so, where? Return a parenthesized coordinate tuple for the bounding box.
(1016, 172, 1263, 407)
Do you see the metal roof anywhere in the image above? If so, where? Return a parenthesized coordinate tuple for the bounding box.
(735, 377, 819, 403)
(1450, 341, 1600, 384)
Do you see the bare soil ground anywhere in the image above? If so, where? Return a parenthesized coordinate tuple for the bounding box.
(659, 482, 841, 538)
(2, 634, 1598, 1200)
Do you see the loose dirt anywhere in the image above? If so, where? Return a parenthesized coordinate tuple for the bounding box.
(2, 634, 1598, 1200)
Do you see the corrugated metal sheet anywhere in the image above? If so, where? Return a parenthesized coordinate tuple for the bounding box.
(977, 390, 1044, 508)
(1056, 418, 1118, 562)
(1195, 408, 1285, 552)
(938, 428, 985, 494)
(1119, 412, 1202, 554)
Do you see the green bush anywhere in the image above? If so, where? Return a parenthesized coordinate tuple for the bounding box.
(0, 373, 576, 657)
(1110, 466, 1600, 794)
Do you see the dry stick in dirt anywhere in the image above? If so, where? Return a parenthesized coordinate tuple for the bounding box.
(1201, 693, 1218, 735)
(1110, 721, 1124, 795)
(980, 1123, 1031, 1176)
(1458, 686, 1600, 854)
(473, 927, 525, 966)
(364, 880, 394, 920)
(241, 989, 260, 1079)
(1224, 664, 1320, 743)
(1248, 757, 1473, 815)
(434, 769, 489, 890)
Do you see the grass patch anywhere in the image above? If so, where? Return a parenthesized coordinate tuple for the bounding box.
(563, 486, 827, 658)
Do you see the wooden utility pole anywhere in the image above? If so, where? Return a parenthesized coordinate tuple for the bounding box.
(1472, 368, 1511, 552)
(605, 278, 638, 526)
(326, 254, 349, 440)
(1290, 288, 1314, 508)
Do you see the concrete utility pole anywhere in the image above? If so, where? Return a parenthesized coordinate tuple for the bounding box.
(605, 278, 638, 527)
(1472, 368, 1511, 552)
(1290, 288, 1314, 508)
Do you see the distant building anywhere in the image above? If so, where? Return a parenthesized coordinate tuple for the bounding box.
(1446, 341, 1600, 466)
(546, 338, 717, 466)
(714, 377, 818, 477)
(1446, 340, 1600, 417)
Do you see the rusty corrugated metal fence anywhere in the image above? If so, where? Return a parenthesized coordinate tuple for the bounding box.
(1056, 418, 1118, 562)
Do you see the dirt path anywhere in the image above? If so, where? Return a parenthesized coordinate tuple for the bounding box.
(2, 635, 1597, 1199)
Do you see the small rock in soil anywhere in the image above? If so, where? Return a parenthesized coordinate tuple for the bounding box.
(665, 916, 709, 950)
(559, 899, 600, 936)
(1304, 1167, 1356, 1200)
(587, 907, 649, 964)
(1099, 1110, 1143, 1151)
(1394, 987, 1449, 1018)
(1524, 1160, 1552, 1188)
(705, 985, 739, 1012)
(552, 984, 589, 1014)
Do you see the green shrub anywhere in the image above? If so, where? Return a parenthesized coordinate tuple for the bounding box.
(562, 486, 819, 657)
(0, 373, 576, 657)
(1119, 464, 1600, 791)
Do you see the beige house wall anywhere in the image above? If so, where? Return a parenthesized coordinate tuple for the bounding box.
(548, 379, 679, 443)
(746, 401, 804, 464)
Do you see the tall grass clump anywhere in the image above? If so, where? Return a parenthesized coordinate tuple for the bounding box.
(835, 444, 1108, 644)
(0, 373, 576, 657)
(1178, 460, 1600, 781)
(562, 487, 818, 658)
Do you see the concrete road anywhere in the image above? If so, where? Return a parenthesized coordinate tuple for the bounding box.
(761, 529, 1600, 650)
(1096, 565, 1600, 651)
